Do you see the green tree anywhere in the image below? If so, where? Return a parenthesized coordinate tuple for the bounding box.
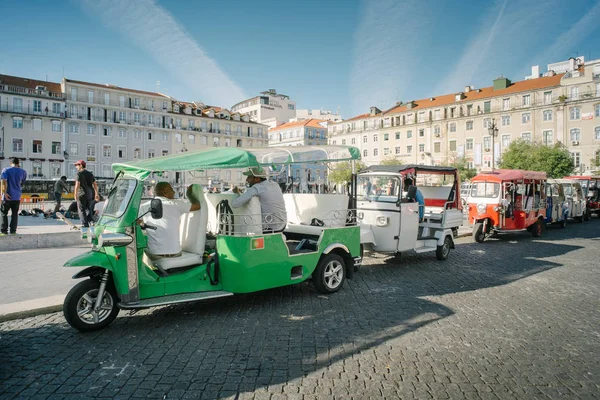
(442, 155, 477, 182)
(380, 157, 401, 165)
(328, 161, 366, 184)
(499, 139, 574, 178)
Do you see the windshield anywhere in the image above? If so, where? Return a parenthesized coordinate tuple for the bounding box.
(357, 175, 400, 203)
(563, 184, 573, 196)
(102, 178, 137, 218)
(471, 182, 500, 198)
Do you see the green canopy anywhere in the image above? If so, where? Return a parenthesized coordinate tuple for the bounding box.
(113, 145, 360, 180)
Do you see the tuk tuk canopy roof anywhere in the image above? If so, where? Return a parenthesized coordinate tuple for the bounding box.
(472, 169, 547, 182)
(360, 164, 458, 176)
(564, 175, 600, 181)
(113, 145, 360, 179)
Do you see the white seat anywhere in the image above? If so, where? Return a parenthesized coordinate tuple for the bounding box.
(283, 194, 348, 230)
(205, 193, 262, 235)
(150, 185, 208, 271)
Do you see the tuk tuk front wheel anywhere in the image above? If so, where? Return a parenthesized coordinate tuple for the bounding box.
(436, 236, 452, 260)
(473, 222, 485, 243)
(313, 253, 346, 294)
(63, 279, 120, 332)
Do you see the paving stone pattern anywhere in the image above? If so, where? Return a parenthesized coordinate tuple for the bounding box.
(1, 222, 599, 399)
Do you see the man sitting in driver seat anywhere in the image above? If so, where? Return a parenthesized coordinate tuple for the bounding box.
(404, 177, 425, 222)
(142, 182, 201, 261)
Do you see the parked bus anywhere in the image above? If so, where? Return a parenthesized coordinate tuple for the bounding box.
(20, 178, 112, 202)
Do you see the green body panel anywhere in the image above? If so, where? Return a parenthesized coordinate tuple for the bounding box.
(217, 226, 360, 293)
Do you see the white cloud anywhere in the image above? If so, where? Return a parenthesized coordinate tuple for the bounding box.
(77, 0, 246, 107)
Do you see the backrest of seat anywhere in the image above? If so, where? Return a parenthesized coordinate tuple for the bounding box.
(180, 185, 208, 255)
(283, 194, 348, 227)
(205, 192, 262, 235)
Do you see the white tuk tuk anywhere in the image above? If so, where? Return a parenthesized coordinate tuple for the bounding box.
(550, 179, 586, 222)
(356, 165, 462, 260)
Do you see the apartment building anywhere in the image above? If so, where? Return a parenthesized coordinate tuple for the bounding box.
(231, 89, 296, 128)
(329, 59, 600, 174)
(168, 100, 268, 188)
(293, 109, 342, 123)
(267, 119, 329, 191)
(0, 75, 67, 177)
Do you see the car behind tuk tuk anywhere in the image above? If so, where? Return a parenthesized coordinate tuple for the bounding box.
(62, 146, 362, 331)
(468, 169, 547, 242)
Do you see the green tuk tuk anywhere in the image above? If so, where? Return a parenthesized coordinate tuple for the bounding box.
(62, 146, 362, 331)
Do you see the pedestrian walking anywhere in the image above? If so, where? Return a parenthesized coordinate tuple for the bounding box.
(73, 160, 100, 228)
(1, 157, 28, 235)
(53, 176, 69, 213)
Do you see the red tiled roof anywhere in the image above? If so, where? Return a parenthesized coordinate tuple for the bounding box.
(0, 74, 62, 94)
(268, 119, 328, 132)
(65, 78, 168, 98)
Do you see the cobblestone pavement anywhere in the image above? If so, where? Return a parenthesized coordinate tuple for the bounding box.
(1, 222, 599, 399)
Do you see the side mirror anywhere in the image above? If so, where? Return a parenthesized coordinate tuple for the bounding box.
(150, 198, 163, 219)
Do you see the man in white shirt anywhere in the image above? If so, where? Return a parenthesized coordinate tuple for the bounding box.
(232, 166, 287, 232)
(143, 182, 200, 260)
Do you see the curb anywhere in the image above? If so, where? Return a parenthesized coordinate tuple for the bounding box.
(0, 295, 64, 323)
(0, 232, 87, 252)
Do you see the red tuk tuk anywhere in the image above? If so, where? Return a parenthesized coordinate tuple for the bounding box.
(563, 175, 600, 219)
(468, 169, 547, 242)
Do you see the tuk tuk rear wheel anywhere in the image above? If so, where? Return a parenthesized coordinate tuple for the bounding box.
(436, 236, 452, 260)
(584, 209, 591, 221)
(531, 220, 543, 237)
(63, 279, 120, 332)
(473, 222, 485, 243)
(313, 253, 346, 294)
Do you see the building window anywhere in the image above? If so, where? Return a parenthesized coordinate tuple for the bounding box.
(407, 145, 413, 153)
(595, 127, 600, 141)
(363, 149, 367, 157)
(570, 107, 581, 120)
(434, 126, 440, 135)
(52, 103, 61, 115)
(351, 138, 356, 144)
(87, 124, 95, 135)
(363, 136, 367, 143)
(104, 93, 110, 105)
(103, 145, 112, 158)
(483, 136, 491, 150)
(188, 134, 195, 144)
(119, 128, 126, 138)
(33, 100, 42, 113)
(12, 117, 23, 129)
(501, 115, 510, 126)
(407, 130, 412, 138)
(103, 126, 111, 136)
(52, 141, 61, 154)
(383, 133, 389, 141)
(418, 129, 424, 137)
(87, 144, 96, 157)
(571, 152, 580, 168)
(148, 131, 154, 141)
(570, 128, 581, 142)
(52, 121, 61, 132)
(148, 149, 155, 158)
(118, 111, 125, 122)
(69, 124, 79, 134)
(502, 98, 510, 110)
(466, 121, 473, 130)
(12, 138, 23, 152)
(288, 104, 295, 110)
(373, 148, 378, 156)
(118, 146, 126, 158)
(88, 91, 94, 104)
(395, 132, 401, 140)
(483, 101, 491, 113)
(71, 88, 77, 101)
(134, 113, 140, 124)
(522, 113, 531, 124)
(449, 123, 456, 133)
(162, 133, 168, 142)
(31, 140, 42, 153)
(595, 104, 600, 117)
(418, 144, 425, 152)
(133, 148, 141, 159)
(521, 132, 532, 142)
(383, 147, 390, 156)
(51, 162, 61, 177)
(213, 137, 220, 147)
(449, 140, 457, 151)
(571, 86, 579, 100)
(544, 91, 552, 104)
(175, 133, 182, 143)
(134, 130, 141, 139)
(483, 118, 491, 129)
(418, 112, 426, 123)
(70, 142, 78, 155)
(466, 138, 474, 150)
(434, 142, 441, 153)
(373, 134, 378, 142)
(134, 98, 140, 108)
(162, 149, 169, 156)
(395, 146, 401, 154)
(543, 110, 553, 121)
(522, 94, 531, 106)
(341, 139, 346, 145)
(502, 134, 510, 148)
(32, 162, 42, 177)
(543, 130, 553, 145)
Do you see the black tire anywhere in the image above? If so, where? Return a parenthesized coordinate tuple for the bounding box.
(473, 222, 485, 243)
(584, 209, 591, 221)
(313, 253, 346, 294)
(436, 236, 452, 260)
(355, 245, 364, 272)
(63, 278, 119, 332)
(576, 214, 584, 223)
(531, 220, 543, 237)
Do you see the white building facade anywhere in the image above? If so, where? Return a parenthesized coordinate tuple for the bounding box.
(231, 89, 296, 129)
(0, 75, 67, 178)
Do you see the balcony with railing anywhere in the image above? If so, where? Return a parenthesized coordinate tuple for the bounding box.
(0, 104, 65, 118)
(0, 84, 65, 100)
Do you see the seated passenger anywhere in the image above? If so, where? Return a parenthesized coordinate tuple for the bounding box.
(502, 193, 513, 218)
(404, 177, 424, 221)
(232, 167, 287, 232)
(142, 182, 201, 261)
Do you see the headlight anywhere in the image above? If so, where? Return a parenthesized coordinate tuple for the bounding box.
(98, 233, 133, 247)
(375, 216, 389, 226)
(477, 203, 486, 214)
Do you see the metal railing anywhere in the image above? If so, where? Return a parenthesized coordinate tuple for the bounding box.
(0, 84, 65, 99)
(0, 104, 65, 118)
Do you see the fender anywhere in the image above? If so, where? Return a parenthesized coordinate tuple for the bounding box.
(72, 266, 108, 280)
(434, 228, 455, 249)
(64, 250, 116, 274)
(359, 225, 376, 246)
(322, 243, 355, 280)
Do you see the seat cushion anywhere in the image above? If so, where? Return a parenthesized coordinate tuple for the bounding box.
(153, 251, 202, 270)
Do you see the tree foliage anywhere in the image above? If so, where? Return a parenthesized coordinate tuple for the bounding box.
(442, 155, 478, 183)
(328, 161, 366, 184)
(379, 158, 401, 165)
(499, 140, 574, 178)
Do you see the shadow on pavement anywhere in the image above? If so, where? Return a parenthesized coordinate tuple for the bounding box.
(0, 222, 592, 399)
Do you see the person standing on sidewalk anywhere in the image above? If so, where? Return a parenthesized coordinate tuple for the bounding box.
(73, 160, 99, 228)
(53, 176, 69, 213)
(1, 158, 28, 235)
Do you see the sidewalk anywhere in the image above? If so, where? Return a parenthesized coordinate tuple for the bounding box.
(0, 214, 87, 251)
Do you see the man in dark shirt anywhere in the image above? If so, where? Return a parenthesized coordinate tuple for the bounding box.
(53, 176, 69, 213)
(74, 160, 100, 227)
(1, 158, 28, 235)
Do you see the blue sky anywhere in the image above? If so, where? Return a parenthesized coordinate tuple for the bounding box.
(1, 0, 599, 119)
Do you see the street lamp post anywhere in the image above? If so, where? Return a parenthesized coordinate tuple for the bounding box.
(488, 118, 499, 171)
